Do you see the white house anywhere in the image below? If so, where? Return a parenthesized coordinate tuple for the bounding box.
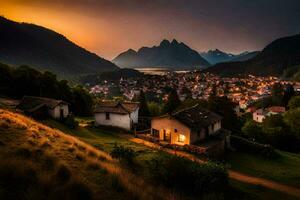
(18, 96, 69, 119)
(94, 101, 139, 131)
(253, 106, 286, 123)
(253, 109, 266, 123)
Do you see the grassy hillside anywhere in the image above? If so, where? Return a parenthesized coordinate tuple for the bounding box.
(0, 109, 170, 200)
(227, 151, 300, 188)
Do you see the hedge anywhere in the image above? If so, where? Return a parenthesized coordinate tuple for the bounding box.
(230, 135, 278, 158)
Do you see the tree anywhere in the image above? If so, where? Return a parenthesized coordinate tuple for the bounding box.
(164, 89, 181, 113)
(284, 108, 300, 135)
(271, 83, 284, 106)
(208, 96, 240, 132)
(148, 102, 162, 117)
(282, 84, 295, 106)
(288, 96, 300, 110)
(72, 86, 94, 116)
(242, 120, 264, 142)
(138, 90, 150, 117)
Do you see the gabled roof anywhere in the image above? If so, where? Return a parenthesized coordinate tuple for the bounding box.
(154, 105, 222, 131)
(18, 96, 68, 112)
(94, 101, 139, 114)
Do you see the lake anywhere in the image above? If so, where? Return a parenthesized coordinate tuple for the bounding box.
(134, 67, 191, 75)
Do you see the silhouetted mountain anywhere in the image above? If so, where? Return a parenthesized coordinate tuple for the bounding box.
(205, 34, 300, 76)
(200, 49, 259, 65)
(0, 17, 118, 75)
(113, 39, 210, 70)
(230, 51, 260, 62)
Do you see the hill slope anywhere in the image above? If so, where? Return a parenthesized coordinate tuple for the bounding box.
(113, 39, 210, 70)
(205, 34, 300, 76)
(0, 17, 118, 75)
(0, 109, 169, 200)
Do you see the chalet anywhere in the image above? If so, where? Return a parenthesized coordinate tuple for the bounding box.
(17, 96, 69, 120)
(94, 101, 139, 131)
(151, 105, 230, 154)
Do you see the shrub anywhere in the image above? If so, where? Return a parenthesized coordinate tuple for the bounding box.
(110, 144, 136, 165)
(63, 115, 78, 129)
(145, 154, 228, 196)
(230, 135, 278, 158)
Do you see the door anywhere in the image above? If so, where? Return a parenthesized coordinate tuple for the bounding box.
(60, 109, 64, 120)
(163, 130, 171, 142)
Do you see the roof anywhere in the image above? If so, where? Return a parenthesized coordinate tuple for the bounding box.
(18, 96, 68, 112)
(267, 106, 286, 113)
(94, 101, 139, 114)
(154, 105, 222, 131)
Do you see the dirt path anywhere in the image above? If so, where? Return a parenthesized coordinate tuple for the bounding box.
(130, 137, 300, 198)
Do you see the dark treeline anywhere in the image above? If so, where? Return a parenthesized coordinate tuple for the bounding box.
(0, 63, 93, 116)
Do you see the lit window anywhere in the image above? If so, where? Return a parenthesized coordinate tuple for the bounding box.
(178, 134, 185, 143)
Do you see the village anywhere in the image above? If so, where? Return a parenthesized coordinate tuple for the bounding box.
(12, 69, 300, 160)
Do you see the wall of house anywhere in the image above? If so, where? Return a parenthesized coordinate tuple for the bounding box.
(129, 108, 139, 124)
(190, 128, 206, 144)
(95, 113, 131, 130)
(210, 121, 222, 136)
(48, 104, 69, 119)
(151, 118, 191, 146)
(253, 113, 265, 123)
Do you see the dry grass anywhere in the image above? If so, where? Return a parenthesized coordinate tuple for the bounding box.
(0, 109, 175, 200)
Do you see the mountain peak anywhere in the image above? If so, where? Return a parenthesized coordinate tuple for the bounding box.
(171, 39, 179, 45)
(160, 39, 171, 46)
(126, 49, 137, 54)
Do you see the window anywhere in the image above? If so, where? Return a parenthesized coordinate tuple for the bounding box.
(178, 134, 185, 143)
(174, 129, 177, 133)
(152, 129, 159, 137)
(105, 112, 110, 120)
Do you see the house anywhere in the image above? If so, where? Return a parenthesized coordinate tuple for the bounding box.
(94, 101, 139, 131)
(253, 106, 286, 123)
(253, 109, 267, 123)
(17, 96, 69, 119)
(151, 105, 230, 154)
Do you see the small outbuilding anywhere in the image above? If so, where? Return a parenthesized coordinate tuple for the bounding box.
(18, 96, 69, 120)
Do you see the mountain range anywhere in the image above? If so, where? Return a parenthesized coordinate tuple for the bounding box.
(0, 17, 118, 75)
(113, 39, 210, 69)
(205, 34, 300, 76)
(200, 49, 259, 65)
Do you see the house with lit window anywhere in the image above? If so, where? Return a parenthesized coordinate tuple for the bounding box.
(151, 105, 228, 148)
(94, 101, 139, 130)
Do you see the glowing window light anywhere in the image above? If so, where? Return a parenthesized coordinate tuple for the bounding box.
(178, 134, 185, 143)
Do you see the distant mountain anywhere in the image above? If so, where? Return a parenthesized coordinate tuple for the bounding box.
(200, 49, 259, 65)
(113, 39, 210, 70)
(0, 17, 118, 75)
(230, 51, 260, 62)
(205, 34, 300, 76)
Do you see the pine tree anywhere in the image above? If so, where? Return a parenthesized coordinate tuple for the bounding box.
(138, 90, 150, 117)
(164, 89, 181, 113)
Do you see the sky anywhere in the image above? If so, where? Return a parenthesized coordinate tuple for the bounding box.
(1, 0, 300, 60)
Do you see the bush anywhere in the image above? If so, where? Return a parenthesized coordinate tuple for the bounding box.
(63, 115, 78, 129)
(230, 135, 278, 158)
(145, 154, 228, 196)
(110, 144, 136, 165)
